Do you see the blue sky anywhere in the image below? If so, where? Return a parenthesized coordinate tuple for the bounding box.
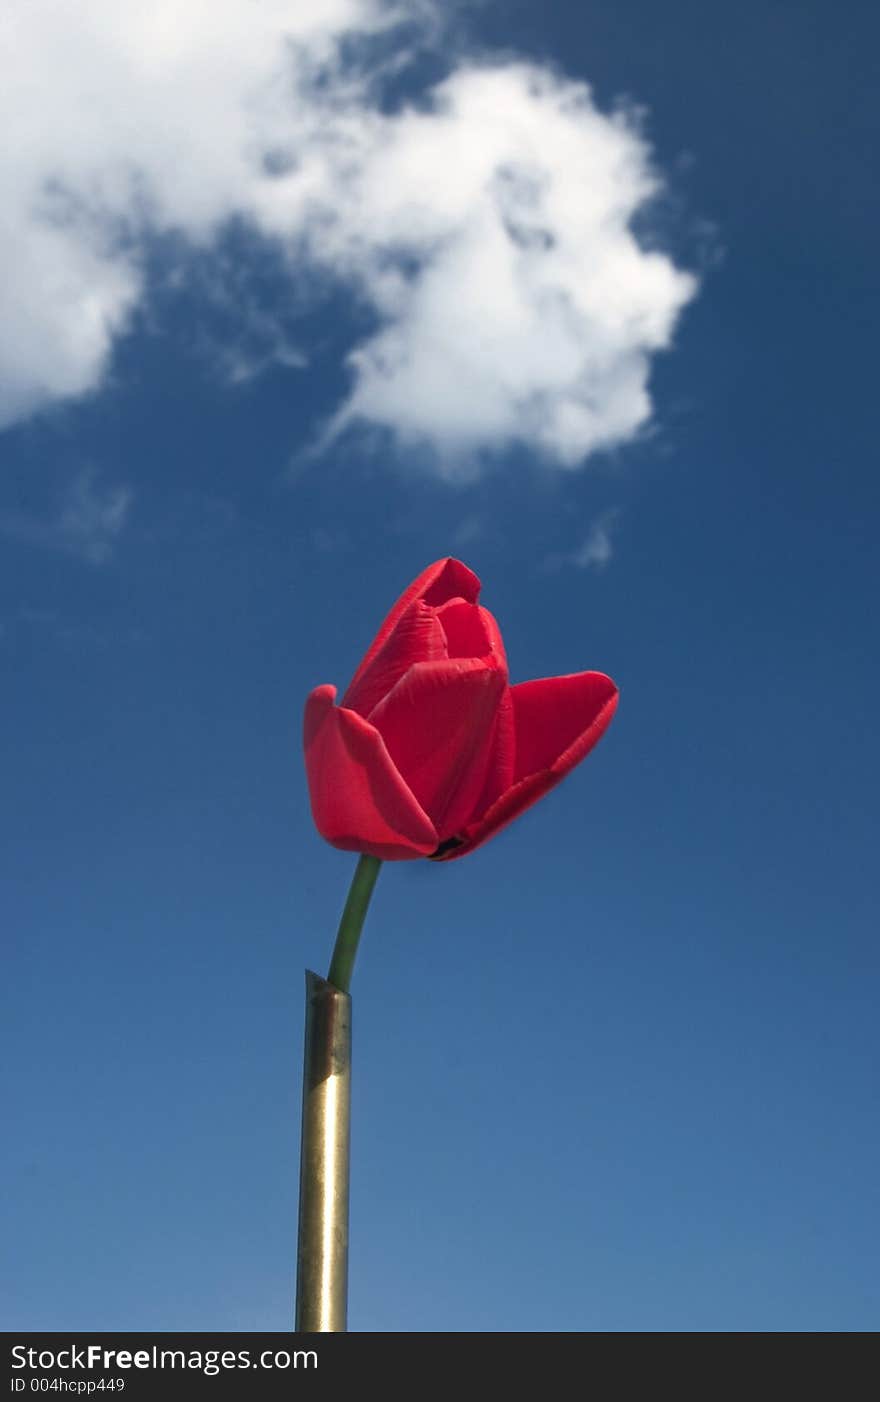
(3, 0, 878, 1332)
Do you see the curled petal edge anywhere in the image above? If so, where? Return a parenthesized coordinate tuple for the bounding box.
(433, 682, 619, 861)
(304, 684, 439, 861)
(345, 558, 481, 703)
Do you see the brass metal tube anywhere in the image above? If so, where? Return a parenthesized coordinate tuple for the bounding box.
(295, 971, 352, 1332)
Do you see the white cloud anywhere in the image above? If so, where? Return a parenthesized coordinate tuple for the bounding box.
(573, 508, 619, 571)
(322, 66, 696, 469)
(542, 507, 620, 573)
(0, 1, 696, 470)
(0, 467, 132, 563)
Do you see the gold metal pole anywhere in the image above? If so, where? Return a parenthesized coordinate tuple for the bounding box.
(295, 971, 351, 1332)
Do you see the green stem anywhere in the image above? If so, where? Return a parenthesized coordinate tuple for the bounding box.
(326, 854, 382, 993)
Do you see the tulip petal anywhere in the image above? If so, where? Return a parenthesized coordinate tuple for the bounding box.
(510, 672, 620, 782)
(342, 600, 447, 718)
(345, 558, 480, 702)
(477, 606, 508, 671)
(435, 671, 618, 860)
(476, 684, 516, 810)
(368, 659, 506, 840)
(304, 685, 438, 860)
(436, 600, 508, 670)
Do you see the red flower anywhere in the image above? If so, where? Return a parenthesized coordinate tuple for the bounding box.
(304, 558, 618, 861)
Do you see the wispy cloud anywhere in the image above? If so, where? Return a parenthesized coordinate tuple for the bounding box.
(544, 507, 621, 573)
(219, 342, 307, 388)
(0, 467, 132, 564)
(452, 514, 484, 547)
(165, 246, 309, 386)
(0, 1, 696, 472)
(573, 509, 619, 571)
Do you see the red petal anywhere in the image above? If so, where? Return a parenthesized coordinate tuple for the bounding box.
(304, 685, 438, 860)
(436, 600, 508, 670)
(345, 558, 480, 702)
(342, 599, 447, 718)
(435, 672, 618, 860)
(510, 672, 619, 782)
(475, 684, 516, 811)
(432, 608, 509, 837)
(368, 659, 506, 840)
(477, 606, 508, 671)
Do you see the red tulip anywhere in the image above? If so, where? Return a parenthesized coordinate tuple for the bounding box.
(304, 558, 618, 861)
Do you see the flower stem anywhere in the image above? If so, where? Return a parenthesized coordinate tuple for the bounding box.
(326, 854, 382, 993)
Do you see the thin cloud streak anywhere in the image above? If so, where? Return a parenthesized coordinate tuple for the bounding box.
(0, 468, 133, 564)
(543, 507, 621, 573)
(574, 509, 619, 571)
